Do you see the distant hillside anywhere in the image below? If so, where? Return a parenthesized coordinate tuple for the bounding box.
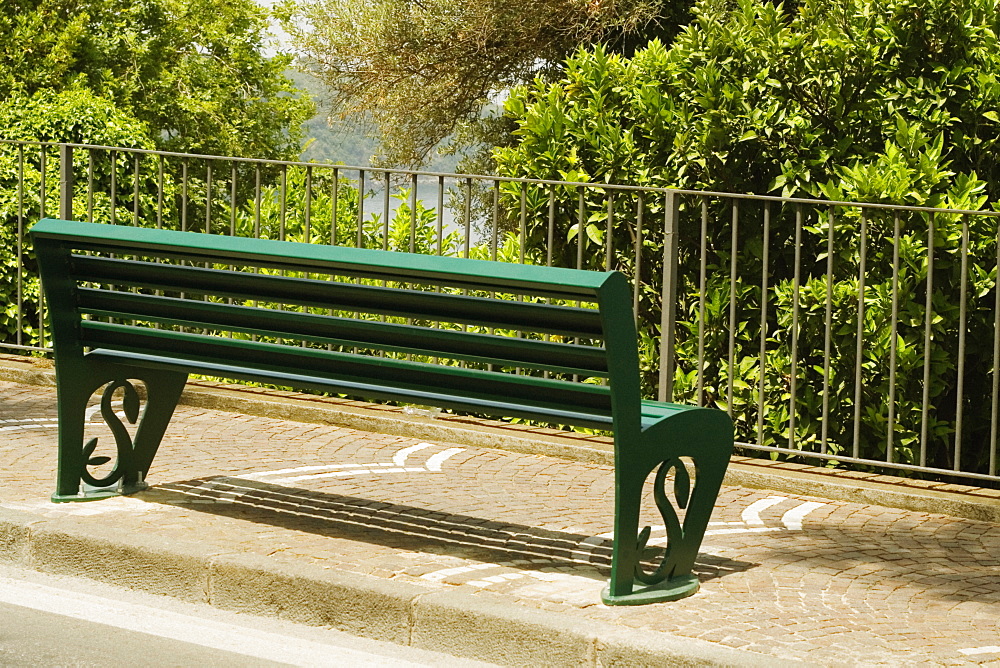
(290, 70, 462, 172)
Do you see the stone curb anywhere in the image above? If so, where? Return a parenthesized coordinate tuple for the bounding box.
(4, 355, 998, 524)
(0, 506, 795, 667)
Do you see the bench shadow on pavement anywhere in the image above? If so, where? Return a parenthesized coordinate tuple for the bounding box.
(144, 476, 756, 584)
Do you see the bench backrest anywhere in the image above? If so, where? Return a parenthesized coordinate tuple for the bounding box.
(31, 219, 643, 436)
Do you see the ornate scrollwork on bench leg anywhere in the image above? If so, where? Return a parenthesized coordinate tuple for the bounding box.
(603, 458, 705, 605)
(633, 458, 693, 585)
(52, 362, 187, 503)
(78, 380, 142, 493)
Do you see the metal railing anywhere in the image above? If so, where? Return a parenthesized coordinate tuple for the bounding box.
(3, 139, 999, 484)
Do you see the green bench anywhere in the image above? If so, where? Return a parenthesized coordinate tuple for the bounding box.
(31, 218, 733, 605)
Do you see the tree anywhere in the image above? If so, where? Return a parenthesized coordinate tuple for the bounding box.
(0, 88, 159, 346)
(492, 0, 1000, 475)
(0, 0, 313, 159)
(281, 0, 689, 167)
(496, 0, 1000, 200)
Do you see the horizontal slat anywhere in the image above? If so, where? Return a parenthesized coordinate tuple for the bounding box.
(77, 289, 610, 377)
(33, 219, 611, 300)
(92, 349, 615, 429)
(80, 322, 614, 421)
(70, 256, 606, 339)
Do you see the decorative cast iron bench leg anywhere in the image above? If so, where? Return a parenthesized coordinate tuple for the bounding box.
(52, 358, 187, 502)
(603, 410, 733, 605)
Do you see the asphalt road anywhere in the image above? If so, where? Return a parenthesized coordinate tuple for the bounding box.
(0, 565, 493, 668)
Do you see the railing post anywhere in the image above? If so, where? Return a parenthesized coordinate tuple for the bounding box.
(59, 144, 74, 220)
(658, 191, 681, 402)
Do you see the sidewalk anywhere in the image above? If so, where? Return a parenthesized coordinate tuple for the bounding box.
(1, 360, 999, 666)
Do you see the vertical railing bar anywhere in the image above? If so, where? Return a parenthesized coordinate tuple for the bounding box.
(152, 153, 165, 329)
(491, 180, 500, 262)
(204, 163, 213, 234)
(461, 178, 474, 367)
(727, 199, 739, 414)
(409, 172, 418, 254)
(430, 174, 447, 363)
(230, 165, 238, 237)
(331, 168, 340, 246)
(887, 213, 901, 463)
(329, 168, 339, 352)
(437, 175, 445, 256)
(254, 166, 262, 239)
(543, 186, 556, 378)
(59, 144, 74, 220)
(519, 183, 526, 264)
(852, 211, 869, 458)
(405, 173, 418, 362)
(788, 205, 803, 449)
(515, 183, 528, 376)
(16, 145, 24, 347)
(546, 187, 556, 267)
(38, 145, 47, 348)
(992, 217, 1000, 477)
(305, 165, 313, 244)
(279, 164, 287, 242)
(180, 160, 188, 232)
(954, 215, 970, 471)
(251, 165, 261, 342)
(757, 202, 771, 444)
(633, 193, 644, 323)
(109, 150, 116, 226)
(277, 165, 289, 328)
(227, 164, 238, 338)
(382, 172, 391, 251)
(132, 154, 140, 226)
(539, 184, 560, 374)
(821, 207, 835, 453)
(303, 165, 313, 348)
(697, 198, 708, 407)
(39, 147, 47, 220)
(156, 154, 163, 229)
(87, 149, 95, 222)
(464, 177, 472, 259)
(605, 193, 614, 271)
(920, 214, 935, 467)
(573, 187, 586, 383)
(202, 163, 213, 326)
(357, 170, 366, 248)
(658, 191, 680, 402)
(379, 174, 390, 343)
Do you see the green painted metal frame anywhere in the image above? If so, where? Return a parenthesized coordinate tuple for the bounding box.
(30, 218, 734, 605)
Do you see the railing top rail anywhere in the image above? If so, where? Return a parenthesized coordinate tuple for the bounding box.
(4, 138, 998, 218)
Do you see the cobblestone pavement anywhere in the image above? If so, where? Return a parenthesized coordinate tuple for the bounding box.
(1, 380, 999, 666)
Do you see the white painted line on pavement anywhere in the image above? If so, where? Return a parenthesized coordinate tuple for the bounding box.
(741, 496, 787, 526)
(239, 463, 372, 479)
(702, 526, 781, 536)
(422, 562, 497, 582)
(393, 442, 435, 466)
(0, 423, 58, 432)
(272, 466, 427, 483)
(236, 443, 459, 483)
(425, 447, 465, 472)
(0, 576, 422, 667)
(780, 501, 825, 530)
(959, 646, 1000, 655)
